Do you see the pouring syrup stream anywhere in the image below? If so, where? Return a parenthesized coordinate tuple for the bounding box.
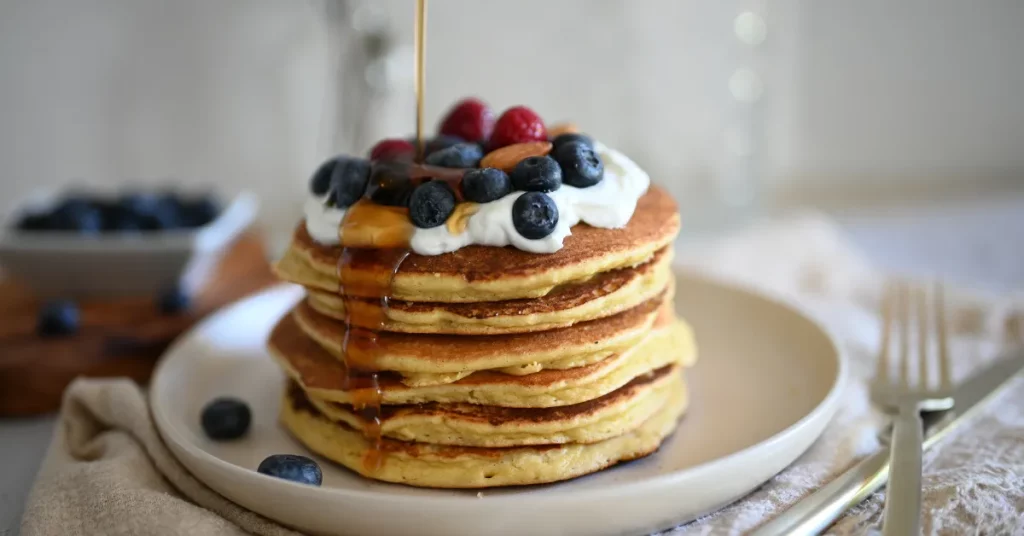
(414, 0, 427, 161)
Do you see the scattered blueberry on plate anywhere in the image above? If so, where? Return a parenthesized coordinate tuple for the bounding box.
(512, 191, 559, 239)
(201, 397, 251, 440)
(409, 181, 456, 228)
(157, 286, 191, 314)
(257, 454, 323, 486)
(555, 141, 604, 188)
(510, 156, 562, 192)
(37, 300, 80, 337)
(461, 168, 511, 203)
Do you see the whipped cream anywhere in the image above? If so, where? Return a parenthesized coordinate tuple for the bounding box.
(303, 141, 650, 255)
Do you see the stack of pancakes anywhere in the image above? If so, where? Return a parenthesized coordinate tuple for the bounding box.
(268, 186, 696, 487)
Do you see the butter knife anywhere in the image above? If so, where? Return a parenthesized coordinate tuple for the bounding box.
(751, 350, 1024, 536)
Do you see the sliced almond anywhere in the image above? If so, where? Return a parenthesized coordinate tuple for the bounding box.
(445, 202, 480, 235)
(480, 141, 552, 173)
(548, 122, 580, 138)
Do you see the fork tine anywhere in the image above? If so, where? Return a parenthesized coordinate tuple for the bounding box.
(877, 281, 894, 385)
(936, 282, 952, 390)
(898, 280, 911, 388)
(917, 283, 930, 388)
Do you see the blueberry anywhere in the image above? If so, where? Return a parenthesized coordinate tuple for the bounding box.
(420, 135, 465, 157)
(103, 207, 143, 232)
(552, 133, 594, 151)
(366, 164, 414, 207)
(52, 196, 95, 216)
(309, 158, 335, 196)
(127, 193, 183, 230)
(510, 156, 562, 192)
(180, 196, 220, 227)
(157, 286, 190, 314)
(37, 300, 79, 337)
(512, 192, 559, 239)
(156, 192, 186, 215)
(201, 397, 251, 440)
(139, 206, 180, 231)
(460, 168, 511, 203)
(424, 143, 483, 168)
(50, 197, 103, 233)
(117, 192, 162, 216)
(554, 141, 604, 188)
(16, 212, 52, 231)
(257, 454, 323, 486)
(327, 158, 371, 208)
(408, 181, 456, 228)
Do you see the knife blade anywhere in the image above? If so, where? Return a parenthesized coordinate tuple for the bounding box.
(750, 349, 1024, 536)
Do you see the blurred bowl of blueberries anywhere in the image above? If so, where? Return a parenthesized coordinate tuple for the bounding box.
(0, 189, 258, 297)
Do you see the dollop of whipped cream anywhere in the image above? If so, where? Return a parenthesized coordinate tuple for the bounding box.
(303, 141, 650, 255)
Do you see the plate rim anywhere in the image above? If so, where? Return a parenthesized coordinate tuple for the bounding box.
(151, 269, 847, 507)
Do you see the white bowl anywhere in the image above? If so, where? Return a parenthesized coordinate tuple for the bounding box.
(0, 191, 259, 297)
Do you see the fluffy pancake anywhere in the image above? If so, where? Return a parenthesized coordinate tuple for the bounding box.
(268, 312, 696, 407)
(280, 373, 688, 488)
(304, 247, 673, 335)
(305, 364, 680, 447)
(293, 293, 668, 384)
(275, 186, 679, 303)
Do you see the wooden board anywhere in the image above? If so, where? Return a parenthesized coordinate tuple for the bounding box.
(0, 232, 278, 416)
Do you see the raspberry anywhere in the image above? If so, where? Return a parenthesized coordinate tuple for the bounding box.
(488, 106, 547, 151)
(369, 138, 415, 161)
(439, 98, 495, 142)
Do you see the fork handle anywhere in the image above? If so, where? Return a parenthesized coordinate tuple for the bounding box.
(883, 404, 923, 535)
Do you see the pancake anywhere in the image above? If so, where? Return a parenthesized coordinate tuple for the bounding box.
(304, 247, 673, 335)
(268, 312, 696, 407)
(275, 186, 679, 303)
(293, 293, 668, 385)
(305, 364, 681, 447)
(280, 373, 688, 488)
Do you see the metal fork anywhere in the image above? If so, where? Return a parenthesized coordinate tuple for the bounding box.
(870, 280, 955, 535)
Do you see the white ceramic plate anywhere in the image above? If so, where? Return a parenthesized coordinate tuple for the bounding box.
(151, 272, 845, 536)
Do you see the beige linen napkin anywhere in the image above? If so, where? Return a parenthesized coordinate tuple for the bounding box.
(21, 214, 1024, 536)
(20, 378, 300, 536)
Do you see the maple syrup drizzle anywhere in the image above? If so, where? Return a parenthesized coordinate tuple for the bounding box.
(335, 0, 425, 472)
(336, 206, 410, 472)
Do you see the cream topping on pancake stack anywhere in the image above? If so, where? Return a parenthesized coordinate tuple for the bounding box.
(267, 100, 694, 488)
(305, 142, 650, 255)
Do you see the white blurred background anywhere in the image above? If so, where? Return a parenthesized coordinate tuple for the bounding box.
(1, 0, 1023, 244)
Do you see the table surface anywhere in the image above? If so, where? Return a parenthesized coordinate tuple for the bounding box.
(3, 196, 1024, 535)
